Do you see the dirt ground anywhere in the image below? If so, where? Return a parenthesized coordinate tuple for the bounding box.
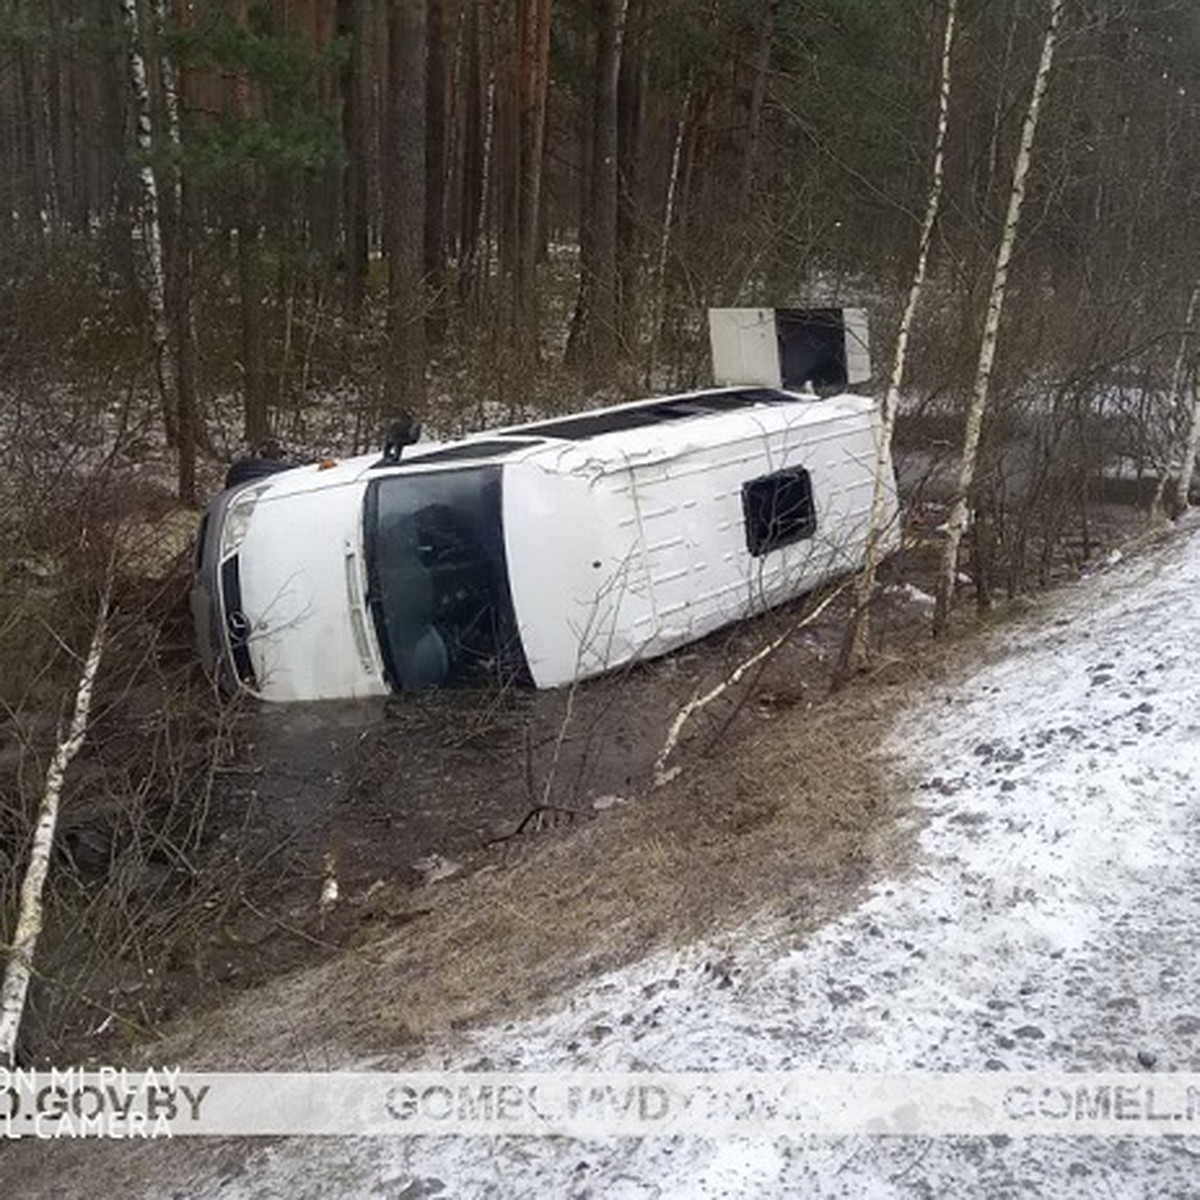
(17, 552, 930, 1065)
(146, 579, 931, 1069)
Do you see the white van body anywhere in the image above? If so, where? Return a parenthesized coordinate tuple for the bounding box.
(191, 387, 899, 700)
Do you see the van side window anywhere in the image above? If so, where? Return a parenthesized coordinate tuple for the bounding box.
(741, 468, 817, 556)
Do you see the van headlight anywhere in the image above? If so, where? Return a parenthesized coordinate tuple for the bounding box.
(220, 484, 272, 558)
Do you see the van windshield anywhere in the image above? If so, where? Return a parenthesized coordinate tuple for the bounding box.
(364, 468, 530, 690)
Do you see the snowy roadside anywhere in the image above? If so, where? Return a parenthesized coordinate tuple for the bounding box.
(189, 520, 1200, 1197)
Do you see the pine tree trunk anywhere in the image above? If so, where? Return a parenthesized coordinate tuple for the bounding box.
(514, 0, 552, 356)
(735, 0, 777, 237)
(239, 215, 270, 445)
(616, 0, 646, 346)
(588, 0, 626, 376)
(386, 0, 428, 417)
(338, 0, 369, 317)
(837, 0, 958, 680)
(153, 0, 196, 505)
(458, 0, 487, 310)
(933, 0, 1064, 636)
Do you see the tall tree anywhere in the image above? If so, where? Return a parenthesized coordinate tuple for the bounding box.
(387, 0, 428, 416)
(121, 0, 178, 448)
(934, 0, 1065, 634)
(515, 0, 552, 349)
(153, 0, 196, 505)
(457, 0, 491, 311)
(424, 0, 450, 338)
(339, 0, 370, 317)
(616, 0, 646, 345)
(839, 0, 959, 679)
(567, 0, 626, 380)
(1171, 283, 1200, 513)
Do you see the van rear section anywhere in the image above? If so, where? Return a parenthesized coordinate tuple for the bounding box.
(503, 392, 895, 687)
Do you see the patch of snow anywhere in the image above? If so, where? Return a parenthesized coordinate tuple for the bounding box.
(884, 582, 936, 607)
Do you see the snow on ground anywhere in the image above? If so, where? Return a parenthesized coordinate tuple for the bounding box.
(208, 522, 1200, 1197)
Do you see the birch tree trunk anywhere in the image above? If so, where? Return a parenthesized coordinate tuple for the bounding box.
(121, 0, 178, 448)
(837, 0, 958, 680)
(645, 80, 690, 387)
(1171, 283, 1200, 513)
(933, 0, 1064, 636)
(0, 583, 111, 1067)
(425, 0, 450, 341)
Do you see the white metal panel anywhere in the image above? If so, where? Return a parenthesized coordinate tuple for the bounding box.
(502, 457, 659, 688)
(503, 393, 899, 687)
(707, 308, 782, 387)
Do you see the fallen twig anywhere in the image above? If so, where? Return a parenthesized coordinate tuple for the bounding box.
(653, 578, 852, 786)
(0, 573, 113, 1067)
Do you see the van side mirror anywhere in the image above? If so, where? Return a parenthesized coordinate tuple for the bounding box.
(382, 417, 422, 463)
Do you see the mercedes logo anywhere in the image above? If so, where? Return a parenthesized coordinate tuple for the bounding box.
(226, 611, 252, 643)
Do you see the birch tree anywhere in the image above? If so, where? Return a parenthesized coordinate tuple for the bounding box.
(933, 0, 1065, 636)
(646, 77, 691, 386)
(121, 0, 177, 449)
(1171, 283, 1200, 513)
(837, 0, 958, 680)
(0, 581, 111, 1067)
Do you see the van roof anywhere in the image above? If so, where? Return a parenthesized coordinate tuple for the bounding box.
(381, 386, 873, 471)
(252, 387, 875, 498)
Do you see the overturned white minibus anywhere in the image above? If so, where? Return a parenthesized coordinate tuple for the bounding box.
(191, 385, 898, 700)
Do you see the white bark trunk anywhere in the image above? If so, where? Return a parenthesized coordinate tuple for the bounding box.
(122, 0, 177, 442)
(646, 81, 689, 386)
(152, 0, 183, 205)
(841, 0, 957, 674)
(934, 0, 1064, 634)
(1172, 284, 1200, 513)
(0, 584, 111, 1067)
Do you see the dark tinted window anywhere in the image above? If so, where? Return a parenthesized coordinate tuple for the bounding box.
(515, 388, 793, 441)
(364, 469, 530, 690)
(776, 308, 848, 390)
(742, 468, 817, 556)
(374, 438, 542, 468)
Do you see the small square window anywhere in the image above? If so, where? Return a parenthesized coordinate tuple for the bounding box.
(742, 468, 817, 556)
